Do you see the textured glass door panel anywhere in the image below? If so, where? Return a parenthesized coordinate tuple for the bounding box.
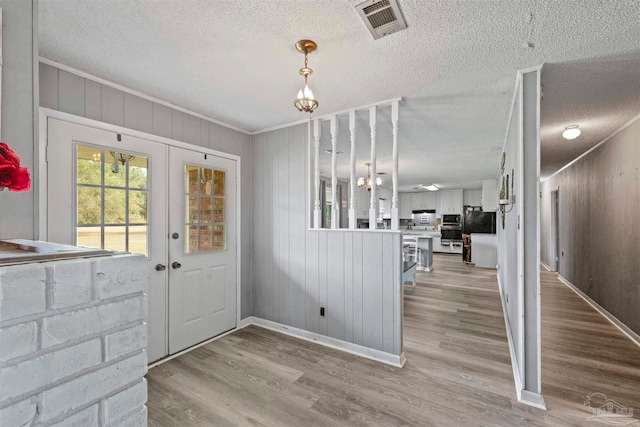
(183, 164, 224, 254)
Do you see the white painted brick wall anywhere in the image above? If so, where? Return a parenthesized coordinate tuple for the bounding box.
(108, 406, 147, 427)
(0, 339, 101, 401)
(0, 321, 37, 362)
(104, 323, 147, 361)
(104, 379, 147, 424)
(0, 253, 148, 427)
(95, 255, 147, 299)
(49, 404, 99, 427)
(42, 295, 146, 348)
(42, 351, 147, 422)
(0, 396, 37, 427)
(47, 259, 93, 309)
(0, 265, 46, 322)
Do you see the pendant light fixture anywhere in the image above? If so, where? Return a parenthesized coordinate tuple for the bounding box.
(293, 39, 319, 113)
(357, 162, 382, 191)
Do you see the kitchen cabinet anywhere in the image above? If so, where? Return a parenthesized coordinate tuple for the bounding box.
(482, 179, 498, 211)
(439, 189, 463, 215)
(399, 193, 413, 219)
(411, 192, 436, 210)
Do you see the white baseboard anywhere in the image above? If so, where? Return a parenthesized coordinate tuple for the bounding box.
(540, 261, 551, 272)
(496, 273, 547, 409)
(496, 273, 524, 402)
(240, 316, 404, 368)
(557, 275, 640, 349)
(520, 390, 547, 410)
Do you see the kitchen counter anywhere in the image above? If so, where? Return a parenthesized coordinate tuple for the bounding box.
(470, 233, 497, 268)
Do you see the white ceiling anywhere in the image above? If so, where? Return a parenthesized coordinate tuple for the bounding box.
(39, 0, 640, 191)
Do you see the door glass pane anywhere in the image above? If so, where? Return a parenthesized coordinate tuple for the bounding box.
(77, 187, 102, 224)
(201, 168, 213, 195)
(201, 197, 213, 222)
(128, 155, 148, 189)
(214, 170, 225, 196)
(76, 145, 149, 257)
(104, 151, 127, 187)
(200, 225, 213, 252)
(104, 189, 127, 224)
(213, 197, 224, 223)
(186, 165, 199, 194)
(187, 196, 199, 223)
(213, 225, 225, 251)
(186, 224, 199, 253)
(77, 226, 101, 249)
(77, 146, 102, 185)
(104, 226, 126, 252)
(129, 225, 148, 255)
(129, 190, 148, 223)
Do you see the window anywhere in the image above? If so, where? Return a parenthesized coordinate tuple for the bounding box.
(184, 165, 226, 253)
(76, 145, 149, 256)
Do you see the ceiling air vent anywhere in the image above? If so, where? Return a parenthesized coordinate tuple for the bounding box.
(355, 0, 407, 40)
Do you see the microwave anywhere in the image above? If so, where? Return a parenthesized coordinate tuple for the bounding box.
(442, 214, 461, 224)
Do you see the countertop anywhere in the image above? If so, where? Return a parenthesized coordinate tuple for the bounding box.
(402, 230, 441, 237)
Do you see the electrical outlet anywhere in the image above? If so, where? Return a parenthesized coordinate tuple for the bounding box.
(320, 307, 325, 317)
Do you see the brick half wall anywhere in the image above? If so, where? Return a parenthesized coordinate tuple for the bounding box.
(0, 254, 148, 426)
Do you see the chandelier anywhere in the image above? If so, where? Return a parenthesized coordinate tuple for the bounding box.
(293, 39, 319, 113)
(357, 162, 382, 191)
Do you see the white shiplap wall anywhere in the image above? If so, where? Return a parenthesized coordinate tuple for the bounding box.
(252, 124, 403, 356)
(38, 62, 253, 319)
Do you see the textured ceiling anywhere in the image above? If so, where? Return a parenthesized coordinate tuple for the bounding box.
(39, 0, 640, 190)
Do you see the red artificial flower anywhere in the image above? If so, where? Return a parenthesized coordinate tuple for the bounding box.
(0, 142, 31, 192)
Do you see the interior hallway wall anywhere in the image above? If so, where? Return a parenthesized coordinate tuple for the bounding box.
(541, 117, 640, 335)
(38, 62, 253, 318)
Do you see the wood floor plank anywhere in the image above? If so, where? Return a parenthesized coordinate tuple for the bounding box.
(147, 254, 640, 426)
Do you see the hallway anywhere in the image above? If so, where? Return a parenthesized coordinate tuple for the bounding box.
(146, 254, 640, 426)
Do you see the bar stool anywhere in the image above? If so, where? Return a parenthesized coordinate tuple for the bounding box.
(402, 236, 420, 263)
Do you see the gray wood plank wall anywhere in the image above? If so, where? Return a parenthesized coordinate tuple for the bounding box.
(252, 124, 403, 356)
(541, 118, 640, 335)
(38, 62, 253, 319)
(0, 0, 38, 240)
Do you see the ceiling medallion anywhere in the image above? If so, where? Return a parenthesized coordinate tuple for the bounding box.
(293, 39, 319, 113)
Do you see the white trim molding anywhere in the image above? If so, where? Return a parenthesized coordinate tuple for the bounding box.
(558, 275, 640, 349)
(497, 273, 547, 410)
(239, 316, 405, 368)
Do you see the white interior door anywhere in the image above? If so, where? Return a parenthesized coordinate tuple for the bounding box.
(168, 146, 237, 354)
(47, 119, 169, 363)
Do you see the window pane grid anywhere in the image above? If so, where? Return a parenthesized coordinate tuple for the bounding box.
(184, 165, 225, 254)
(76, 145, 149, 256)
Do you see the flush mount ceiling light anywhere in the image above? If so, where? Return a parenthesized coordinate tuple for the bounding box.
(423, 184, 439, 191)
(357, 162, 382, 191)
(293, 39, 318, 113)
(562, 125, 581, 140)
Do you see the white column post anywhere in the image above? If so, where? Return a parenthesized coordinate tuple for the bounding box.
(348, 110, 357, 229)
(391, 100, 399, 231)
(313, 118, 321, 228)
(330, 116, 339, 229)
(369, 106, 377, 230)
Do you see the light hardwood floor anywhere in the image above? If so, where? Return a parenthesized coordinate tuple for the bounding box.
(147, 254, 640, 426)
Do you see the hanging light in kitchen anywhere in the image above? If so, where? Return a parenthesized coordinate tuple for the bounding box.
(293, 39, 319, 113)
(357, 162, 382, 191)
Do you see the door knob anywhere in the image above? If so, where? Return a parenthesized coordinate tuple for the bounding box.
(155, 264, 166, 271)
(172, 261, 182, 269)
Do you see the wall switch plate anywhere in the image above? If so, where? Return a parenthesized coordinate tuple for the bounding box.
(320, 307, 325, 317)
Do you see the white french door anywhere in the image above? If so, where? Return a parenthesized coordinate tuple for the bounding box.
(46, 118, 237, 362)
(168, 146, 237, 354)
